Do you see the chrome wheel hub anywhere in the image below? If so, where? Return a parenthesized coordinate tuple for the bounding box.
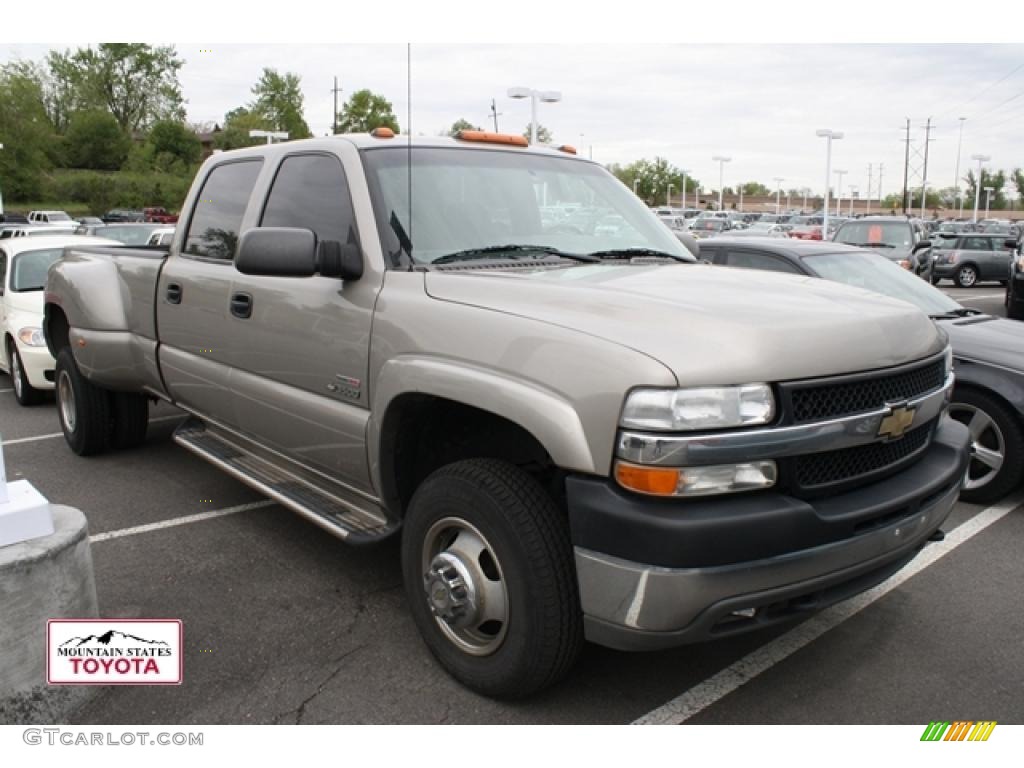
(11, 351, 23, 398)
(948, 403, 1004, 491)
(58, 370, 76, 432)
(958, 267, 977, 287)
(421, 517, 509, 656)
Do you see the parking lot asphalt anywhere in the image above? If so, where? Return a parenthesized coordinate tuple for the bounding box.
(1, 283, 1022, 725)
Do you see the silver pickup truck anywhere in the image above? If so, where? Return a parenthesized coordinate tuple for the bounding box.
(45, 131, 970, 697)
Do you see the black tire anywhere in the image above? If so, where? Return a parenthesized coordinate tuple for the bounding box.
(1009, 299, 1024, 321)
(110, 391, 149, 449)
(8, 340, 45, 406)
(401, 458, 582, 698)
(930, 275, 941, 286)
(954, 264, 979, 288)
(55, 347, 110, 456)
(948, 387, 1024, 505)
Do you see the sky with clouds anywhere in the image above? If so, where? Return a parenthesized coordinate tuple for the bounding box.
(2, 43, 1022, 200)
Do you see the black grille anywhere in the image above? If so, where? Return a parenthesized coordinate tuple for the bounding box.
(789, 359, 945, 423)
(794, 424, 932, 490)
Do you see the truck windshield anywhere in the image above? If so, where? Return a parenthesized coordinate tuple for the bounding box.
(834, 221, 912, 249)
(11, 248, 63, 291)
(361, 146, 691, 266)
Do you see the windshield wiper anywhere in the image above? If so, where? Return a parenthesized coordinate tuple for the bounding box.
(850, 242, 895, 248)
(929, 307, 982, 319)
(432, 245, 598, 265)
(587, 247, 692, 263)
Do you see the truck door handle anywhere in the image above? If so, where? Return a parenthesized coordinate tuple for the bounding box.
(230, 292, 253, 319)
(166, 283, 182, 304)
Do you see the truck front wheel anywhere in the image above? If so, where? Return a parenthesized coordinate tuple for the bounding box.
(55, 347, 110, 456)
(401, 459, 582, 698)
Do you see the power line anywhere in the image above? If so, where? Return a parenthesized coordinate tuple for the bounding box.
(933, 60, 1024, 122)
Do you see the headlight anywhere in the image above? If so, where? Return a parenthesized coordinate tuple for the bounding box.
(621, 384, 775, 432)
(17, 327, 46, 347)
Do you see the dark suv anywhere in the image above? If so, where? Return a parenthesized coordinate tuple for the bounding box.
(832, 216, 933, 279)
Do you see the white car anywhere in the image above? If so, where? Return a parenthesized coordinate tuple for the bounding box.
(27, 210, 79, 227)
(147, 227, 175, 246)
(0, 235, 119, 405)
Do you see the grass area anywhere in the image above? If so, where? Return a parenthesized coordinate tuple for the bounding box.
(4, 202, 93, 216)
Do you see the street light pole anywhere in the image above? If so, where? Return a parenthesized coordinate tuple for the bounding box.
(848, 185, 858, 216)
(633, 178, 640, 197)
(816, 129, 844, 239)
(712, 155, 731, 211)
(971, 154, 990, 224)
(508, 87, 561, 145)
(773, 177, 784, 215)
(802, 187, 808, 212)
(833, 170, 847, 217)
(666, 184, 674, 207)
(954, 117, 966, 215)
(249, 129, 289, 144)
(984, 186, 994, 219)
(680, 169, 689, 211)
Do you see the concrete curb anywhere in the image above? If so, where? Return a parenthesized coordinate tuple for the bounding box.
(0, 505, 99, 724)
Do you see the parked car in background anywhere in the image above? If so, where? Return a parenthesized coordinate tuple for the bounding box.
(0, 213, 29, 224)
(704, 236, 1024, 503)
(930, 233, 1015, 287)
(1006, 242, 1024, 321)
(1, 234, 121, 405)
(27, 210, 77, 227)
(147, 227, 175, 246)
(727, 222, 788, 238)
(789, 224, 823, 240)
(1, 226, 77, 239)
(832, 216, 932, 278)
(102, 209, 145, 223)
(143, 206, 179, 224)
(75, 223, 165, 245)
(75, 216, 105, 228)
(689, 217, 734, 239)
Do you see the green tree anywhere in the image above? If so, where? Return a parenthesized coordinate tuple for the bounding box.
(964, 168, 1008, 211)
(64, 110, 131, 170)
(250, 68, 311, 140)
(608, 158, 697, 206)
(66, 44, 185, 132)
(215, 107, 276, 151)
(146, 120, 202, 166)
(741, 181, 771, 196)
(448, 118, 480, 136)
(336, 89, 399, 134)
(522, 122, 552, 144)
(0, 66, 55, 200)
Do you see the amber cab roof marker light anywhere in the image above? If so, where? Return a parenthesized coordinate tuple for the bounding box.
(557, 145, 577, 155)
(370, 127, 395, 139)
(454, 130, 529, 148)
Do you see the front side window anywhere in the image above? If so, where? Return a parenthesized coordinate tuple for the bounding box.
(361, 147, 689, 267)
(725, 249, 801, 274)
(260, 154, 358, 245)
(962, 237, 993, 252)
(183, 160, 263, 260)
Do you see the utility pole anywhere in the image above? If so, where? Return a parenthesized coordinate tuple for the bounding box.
(919, 117, 933, 219)
(954, 117, 966, 217)
(489, 99, 502, 132)
(331, 77, 342, 135)
(866, 163, 873, 215)
(902, 118, 911, 214)
(877, 163, 883, 212)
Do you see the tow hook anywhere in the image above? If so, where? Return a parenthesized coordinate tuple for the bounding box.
(928, 529, 946, 543)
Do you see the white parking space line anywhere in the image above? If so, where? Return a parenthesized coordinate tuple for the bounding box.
(90, 500, 276, 544)
(632, 493, 1024, 725)
(0, 388, 12, 393)
(955, 293, 1004, 300)
(2, 415, 185, 446)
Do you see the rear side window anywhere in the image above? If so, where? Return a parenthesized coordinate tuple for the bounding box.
(962, 237, 993, 252)
(725, 249, 801, 274)
(183, 160, 263, 260)
(260, 153, 359, 245)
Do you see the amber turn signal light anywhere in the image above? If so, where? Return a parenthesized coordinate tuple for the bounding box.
(614, 462, 680, 497)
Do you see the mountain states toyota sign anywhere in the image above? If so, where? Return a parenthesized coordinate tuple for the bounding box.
(47, 619, 183, 685)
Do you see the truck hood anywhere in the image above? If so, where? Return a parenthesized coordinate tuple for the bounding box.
(424, 263, 945, 386)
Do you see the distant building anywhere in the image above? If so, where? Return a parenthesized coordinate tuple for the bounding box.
(196, 125, 223, 159)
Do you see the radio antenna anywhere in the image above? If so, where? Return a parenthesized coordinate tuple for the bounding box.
(406, 42, 413, 270)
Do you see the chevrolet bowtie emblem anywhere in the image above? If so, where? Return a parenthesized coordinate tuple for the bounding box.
(878, 405, 916, 439)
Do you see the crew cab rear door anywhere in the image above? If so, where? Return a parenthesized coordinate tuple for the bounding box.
(156, 158, 264, 428)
